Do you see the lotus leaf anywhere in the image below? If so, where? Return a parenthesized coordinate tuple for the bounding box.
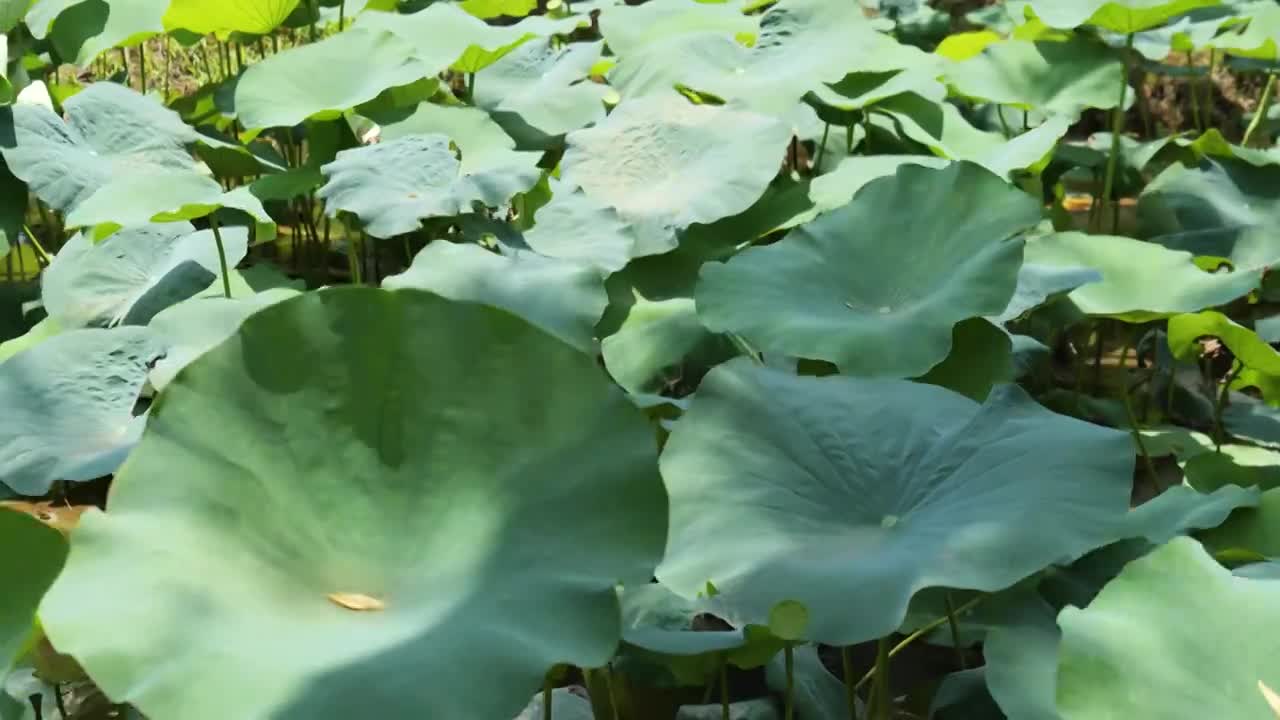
(697, 162, 1037, 377)
(474, 39, 608, 140)
(0, 327, 162, 495)
(525, 183, 642, 272)
(1057, 536, 1280, 719)
(598, 0, 757, 57)
(0, 508, 67, 678)
(41, 223, 247, 328)
(39, 288, 667, 720)
(1023, 232, 1262, 319)
(235, 28, 432, 129)
(944, 37, 1127, 115)
(561, 96, 790, 254)
(0, 82, 206, 217)
(1028, 0, 1224, 33)
(383, 242, 606, 352)
(657, 359, 1133, 645)
(163, 0, 300, 34)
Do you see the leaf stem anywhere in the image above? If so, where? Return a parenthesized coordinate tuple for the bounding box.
(855, 595, 985, 694)
(1097, 33, 1133, 234)
(720, 657, 730, 720)
(783, 643, 795, 720)
(944, 591, 967, 670)
(841, 645, 857, 719)
(1214, 361, 1243, 452)
(1244, 73, 1277, 147)
(209, 214, 232, 299)
(813, 122, 830, 174)
(1188, 51, 1203, 132)
(1123, 384, 1160, 491)
(543, 676, 553, 720)
(872, 636, 891, 720)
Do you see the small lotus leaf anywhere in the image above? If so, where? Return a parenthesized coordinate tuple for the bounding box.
(1028, 0, 1223, 33)
(697, 162, 1037, 377)
(944, 37, 1126, 115)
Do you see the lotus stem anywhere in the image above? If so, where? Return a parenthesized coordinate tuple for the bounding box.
(996, 105, 1011, 137)
(309, 0, 320, 42)
(543, 676, 553, 720)
(1097, 33, 1133, 234)
(813, 122, 830, 174)
(209, 215, 232, 299)
(783, 643, 795, 720)
(1214, 361, 1243, 451)
(944, 591, 967, 670)
(841, 645, 857, 719)
(53, 684, 68, 719)
(855, 595, 985, 695)
(1245, 73, 1277, 146)
(1123, 374, 1160, 484)
(467, 72, 476, 102)
(339, 0, 346, 30)
(1203, 50, 1218, 130)
(23, 225, 49, 267)
(139, 42, 147, 94)
(120, 46, 130, 88)
(720, 657, 730, 720)
(872, 636, 891, 720)
(1188, 52, 1203, 132)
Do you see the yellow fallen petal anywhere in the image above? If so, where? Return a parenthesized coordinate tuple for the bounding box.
(327, 593, 386, 612)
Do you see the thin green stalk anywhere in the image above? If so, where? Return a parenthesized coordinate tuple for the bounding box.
(872, 636, 891, 720)
(543, 677, 553, 720)
(309, 0, 320, 42)
(200, 39, 216, 82)
(22, 225, 49, 266)
(53, 685, 68, 719)
(339, 0, 347, 30)
(996, 105, 1011, 137)
(846, 123, 855, 153)
(1245, 73, 1277, 147)
(120, 47, 131, 88)
(1214, 361, 1243, 451)
(841, 645, 857, 720)
(783, 644, 795, 720)
(209, 215, 232, 299)
(344, 224, 361, 284)
(1188, 51, 1203, 132)
(1203, 50, 1218, 130)
(862, 111, 872, 154)
(164, 36, 171, 98)
(813, 122, 830, 173)
(856, 595, 985, 694)
(1097, 33, 1133, 234)
(467, 72, 476, 102)
(234, 41, 244, 74)
(720, 657, 730, 720)
(271, 32, 280, 54)
(138, 41, 147, 94)
(944, 591, 967, 670)
(1123, 378, 1159, 484)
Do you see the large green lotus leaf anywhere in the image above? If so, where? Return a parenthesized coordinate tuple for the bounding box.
(1023, 232, 1262, 320)
(60, 0, 168, 66)
(621, 583, 746, 657)
(993, 263, 1103, 324)
(525, 182, 643, 272)
(601, 296, 713, 395)
(355, 4, 581, 74)
(147, 289, 300, 391)
(1111, 5, 1240, 59)
(460, 0, 535, 20)
(1057, 536, 1280, 719)
(873, 94, 1072, 178)
(1126, 484, 1260, 544)
(474, 39, 608, 140)
(42, 223, 247, 329)
(1139, 160, 1280, 263)
(163, 0, 300, 34)
(39, 288, 667, 720)
(657, 360, 1134, 645)
(235, 28, 432, 129)
(1028, 0, 1223, 33)
(0, 508, 67, 681)
(697, 162, 1037, 377)
(561, 96, 789, 253)
(317, 133, 537, 238)
(0, 82, 206, 216)
(0, 327, 163, 496)
(383, 242, 607, 352)
(971, 591, 1061, 720)
(916, 318, 1015, 402)
(598, 0, 757, 57)
(609, 0, 928, 115)
(944, 37, 1126, 115)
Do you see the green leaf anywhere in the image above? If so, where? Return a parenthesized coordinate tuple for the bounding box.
(63, 171, 272, 236)
(0, 508, 67, 677)
(0, 327, 163, 495)
(561, 96, 790, 256)
(1057, 536, 1280, 719)
(696, 162, 1037, 377)
(163, 0, 301, 34)
(42, 223, 247, 328)
(657, 360, 1134, 645)
(65, 0, 168, 66)
(620, 583, 746, 657)
(1028, 0, 1223, 34)
(0, 82, 206, 217)
(993, 263, 1103, 324)
(1125, 484, 1261, 544)
(806, 155, 949, 220)
(474, 39, 608, 140)
(1210, 2, 1280, 59)
(460, 0, 535, 19)
(916, 317, 1015, 401)
(598, 0, 758, 57)
(38, 288, 667, 720)
(1168, 311, 1280, 376)
(525, 182, 644, 273)
(1023, 232, 1262, 320)
(944, 37, 1127, 115)
(26, 0, 88, 39)
(384, 242, 607, 352)
(235, 28, 433, 129)
(610, 0, 930, 116)
(1200, 487, 1280, 557)
(318, 132, 539, 238)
